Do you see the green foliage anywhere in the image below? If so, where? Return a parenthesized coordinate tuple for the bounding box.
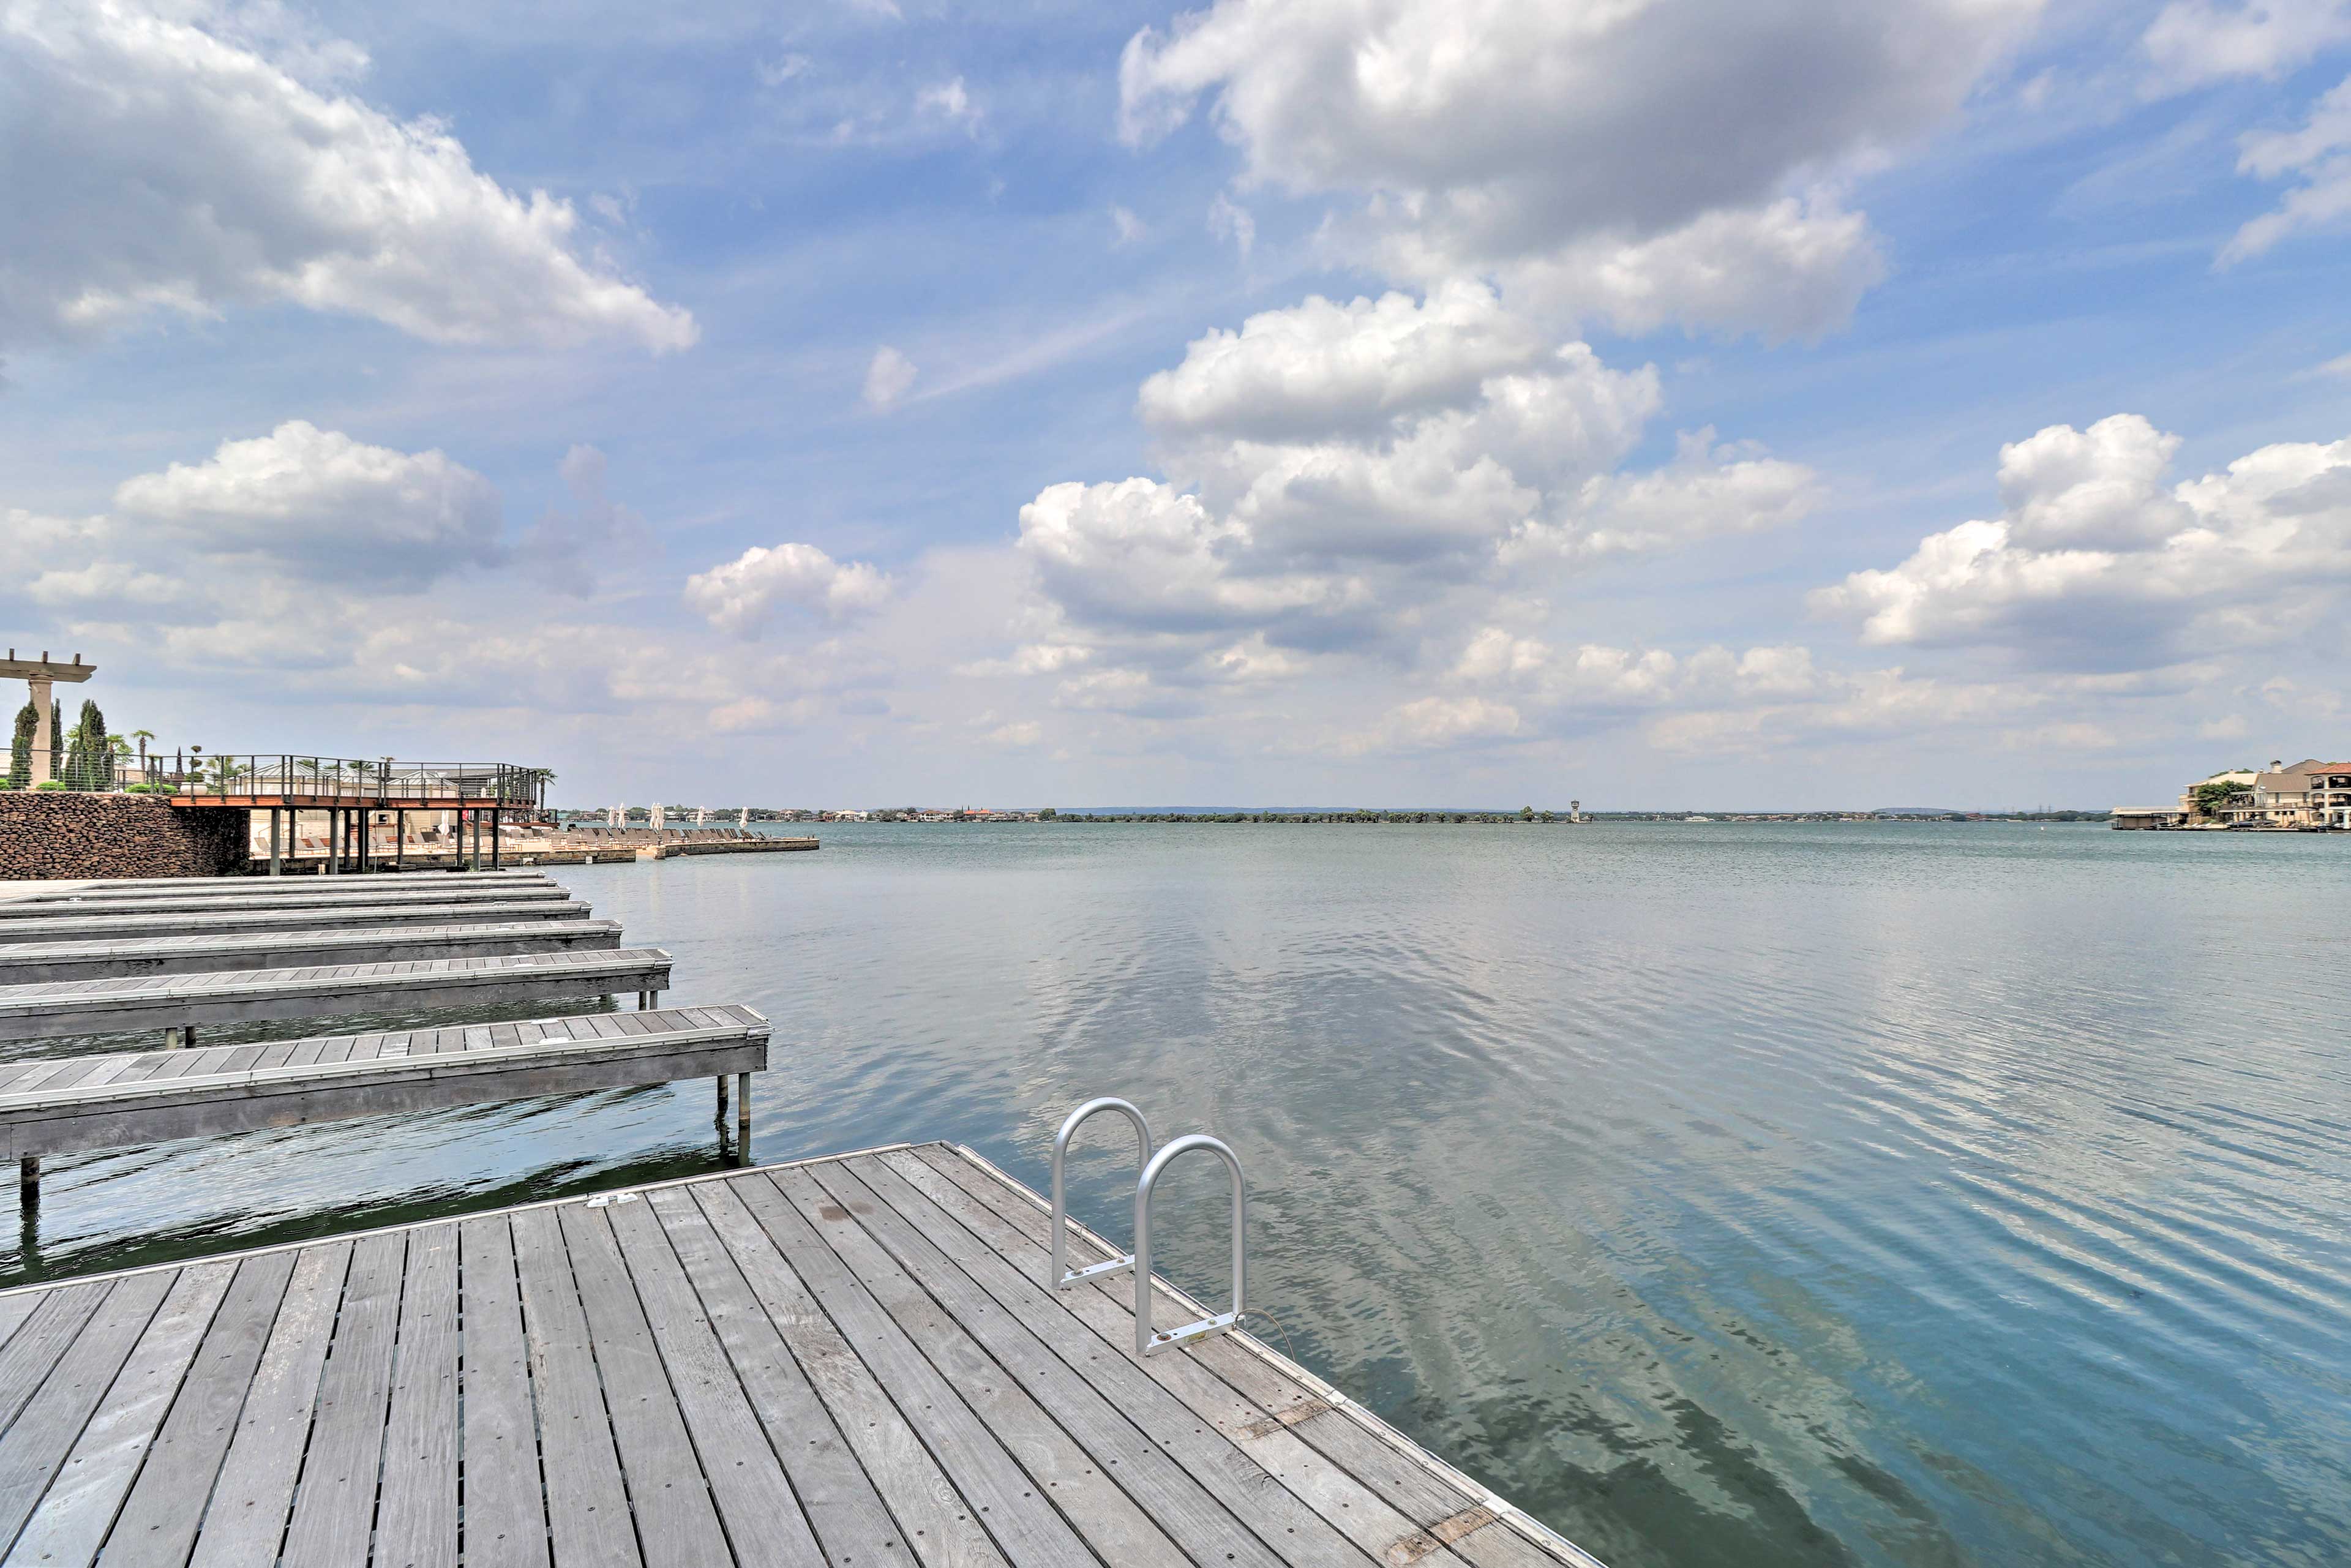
(1039, 806, 1057, 819)
(62, 698, 110, 790)
(48, 700, 61, 779)
(2191, 779, 2246, 817)
(33, 780, 64, 791)
(7, 702, 32, 790)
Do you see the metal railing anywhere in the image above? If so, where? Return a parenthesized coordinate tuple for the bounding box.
(1136, 1135, 1248, 1357)
(1045, 1096, 1252, 1359)
(1049, 1098, 1155, 1292)
(160, 756, 544, 806)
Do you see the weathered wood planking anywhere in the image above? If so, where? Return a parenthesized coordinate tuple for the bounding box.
(0, 947, 671, 1042)
(0, 882, 569, 922)
(0, 898, 594, 946)
(0, 1145, 1606, 1568)
(0, 1005, 767, 1160)
(0, 869, 552, 902)
(0, 919, 624, 985)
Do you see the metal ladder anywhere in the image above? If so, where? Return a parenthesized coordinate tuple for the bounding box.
(1048, 1098, 1247, 1357)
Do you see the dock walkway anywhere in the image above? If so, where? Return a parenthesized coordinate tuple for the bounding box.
(0, 898, 596, 945)
(0, 947, 670, 1043)
(0, 920, 624, 985)
(0, 1143, 1600, 1568)
(0, 869, 548, 903)
(0, 881, 573, 923)
(0, 1005, 766, 1174)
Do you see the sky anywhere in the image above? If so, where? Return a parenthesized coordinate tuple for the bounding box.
(4, 0, 2350, 811)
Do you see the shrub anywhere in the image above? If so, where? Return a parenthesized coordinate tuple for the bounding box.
(34, 780, 66, 791)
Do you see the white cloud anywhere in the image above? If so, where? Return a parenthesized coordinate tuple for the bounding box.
(1137, 280, 1546, 441)
(0, 0, 697, 351)
(1120, 0, 2040, 336)
(1506, 428, 1821, 563)
(2143, 0, 2351, 88)
(683, 542, 893, 638)
(112, 420, 504, 586)
(757, 53, 811, 87)
(917, 77, 980, 132)
(1341, 694, 1521, 754)
(1813, 414, 2351, 670)
(1017, 282, 1812, 675)
(1460, 193, 1889, 342)
(863, 345, 919, 409)
(1207, 192, 1255, 258)
(2221, 73, 2351, 261)
(1109, 206, 1147, 247)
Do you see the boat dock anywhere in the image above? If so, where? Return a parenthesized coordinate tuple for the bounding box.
(0, 1005, 767, 1174)
(0, 897, 597, 945)
(0, 947, 673, 1043)
(0, 920, 626, 985)
(0, 1142, 1601, 1568)
(0, 882, 575, 921)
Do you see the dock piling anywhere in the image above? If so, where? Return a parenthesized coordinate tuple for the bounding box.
(736, 1072, 751, 1150)
(17, 1155, 36, 1201)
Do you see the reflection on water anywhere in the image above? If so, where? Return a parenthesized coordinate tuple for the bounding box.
(4, 822, 2345, 1567)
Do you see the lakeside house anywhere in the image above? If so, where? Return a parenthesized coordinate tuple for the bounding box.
(2161, 760, 2351, 828)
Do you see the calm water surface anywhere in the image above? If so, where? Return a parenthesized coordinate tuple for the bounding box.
(5, 822, 2347, 1567)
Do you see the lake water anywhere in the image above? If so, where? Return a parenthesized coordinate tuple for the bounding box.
(5, 821, 2346, 1567)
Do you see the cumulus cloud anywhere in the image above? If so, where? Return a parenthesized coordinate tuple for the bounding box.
(1136, 280, 1547, 441)
(1120, 0, 2040, 335)
(0, 0, 697, 351)
(1812, 413, 2351, 670)
(1017, 282, 1813, 677)
(2143, 0, 2351, 88)
(112, 420, 504, 587)
(864, 345, 919, 409)
(684, 542, 893, 638)
(2222, 73, 2351, 261)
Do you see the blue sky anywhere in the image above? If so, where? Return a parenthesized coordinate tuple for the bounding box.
(5, 0, 2350, 809)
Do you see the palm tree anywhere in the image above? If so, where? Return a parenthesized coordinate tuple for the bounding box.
(128, 730, 155, 786)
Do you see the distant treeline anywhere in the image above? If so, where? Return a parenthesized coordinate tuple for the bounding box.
(1062, 809, 1569, 823)
(1051, 809, 2112, 824)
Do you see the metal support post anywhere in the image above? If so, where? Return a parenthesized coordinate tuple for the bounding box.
(394, 809, 405, 870)
(491, 807, 502, 868)
(268, 808, 282, 876)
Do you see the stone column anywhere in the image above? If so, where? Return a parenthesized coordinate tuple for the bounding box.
(26, 677, 51, 786)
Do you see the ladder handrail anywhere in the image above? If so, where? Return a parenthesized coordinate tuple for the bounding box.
(1049, 1097, 1155, 1291)
(1135, 1133, 1247, 1357)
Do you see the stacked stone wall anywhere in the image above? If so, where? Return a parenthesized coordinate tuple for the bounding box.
(0, 794, 251, 880)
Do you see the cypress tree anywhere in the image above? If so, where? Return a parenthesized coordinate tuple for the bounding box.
(49, 700, 62, 781)
(7, 702, 32, 790)
(67, 699, 108, 789)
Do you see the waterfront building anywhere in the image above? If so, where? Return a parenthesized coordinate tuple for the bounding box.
(2248, 759, 2351, 827)
(2178, 768, 2260, 824)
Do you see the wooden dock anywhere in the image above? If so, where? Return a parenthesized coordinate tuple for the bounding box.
(0, 869, 549, 903)
(0, 921, 625, 985)
(0, 947, 671, 1043)
(0, 882, 574, 922)
(0, 898, 596, 946)
(0, 1005, 766, 1170)
(0, 1143, 1600, 1568)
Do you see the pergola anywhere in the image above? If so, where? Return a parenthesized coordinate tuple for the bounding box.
(2, 651, 96, 787)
